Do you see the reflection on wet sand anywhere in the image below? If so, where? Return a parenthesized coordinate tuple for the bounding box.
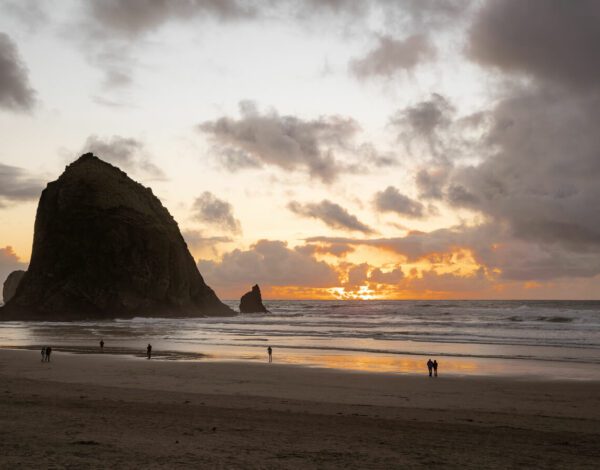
(278, 353, 481, 374)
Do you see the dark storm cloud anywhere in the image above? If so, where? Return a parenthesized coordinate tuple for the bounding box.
(350, 34, 435, 79)
(199, 102, 362, 183)
(373, 186, 425, 219)
(191, 191, 242, 235)
(198, 239, 339, 289)
(468, 0, 600, 91)
(82, 135, 166, 180)
(448, 89, 600, 250)
(0, 33, 35, 111)
(0, 163, 44, 206)
(287, 200, 374, 234)
(0, 246, 27, 293)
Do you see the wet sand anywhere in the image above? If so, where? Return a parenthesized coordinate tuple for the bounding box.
(1, 349, 599, 468)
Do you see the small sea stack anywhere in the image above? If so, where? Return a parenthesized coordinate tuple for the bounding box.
(2, 270, 25, 304)
(239, 284, 268, 313)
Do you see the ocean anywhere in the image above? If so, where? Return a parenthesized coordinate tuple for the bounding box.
(1, 300, 599, 379)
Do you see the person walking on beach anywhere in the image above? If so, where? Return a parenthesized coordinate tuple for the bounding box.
(147, 343, 152, 359)
(100, 339, 104, 352)
(433, 359, 438, 377)
(45, 346, 52, 362)
(267, 346, 272, 363)
(41, 346, 46, 362)
(427, 358, 433, 377)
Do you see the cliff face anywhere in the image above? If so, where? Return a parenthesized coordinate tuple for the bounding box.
(2, 270, 25, 304)
(0, 154, 234, 320)
(239, 284, 268, 313)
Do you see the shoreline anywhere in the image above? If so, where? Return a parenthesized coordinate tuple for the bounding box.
(2, 343, 599, 381)
(2, 349, 600, 407)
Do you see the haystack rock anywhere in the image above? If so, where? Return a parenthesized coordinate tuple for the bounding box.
(239, 284, 268, 313)
(2, 270, 25, 304)
(0, 153, 234, 320)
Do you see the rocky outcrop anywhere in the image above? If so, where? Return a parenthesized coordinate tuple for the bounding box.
(2, 270, 25, 304)
(239, 284, 268, 313)
(0, 153, 234, 320)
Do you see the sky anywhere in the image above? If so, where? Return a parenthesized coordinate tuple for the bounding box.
(1, 0, 599, 300)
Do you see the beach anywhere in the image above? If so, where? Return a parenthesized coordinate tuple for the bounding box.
(1, 349, 599, 469)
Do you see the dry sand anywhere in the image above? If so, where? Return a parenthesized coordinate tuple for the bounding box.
(1, 349, 599, 469)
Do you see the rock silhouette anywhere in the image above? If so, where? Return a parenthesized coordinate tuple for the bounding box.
(2, 270, 25, 304)
(0, 154, 234, 320)
(239, 284, 268, 313)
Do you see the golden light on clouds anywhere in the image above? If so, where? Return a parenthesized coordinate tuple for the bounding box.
(263, 246, 497, 300)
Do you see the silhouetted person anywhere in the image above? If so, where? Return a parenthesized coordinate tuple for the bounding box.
(41, 346, 46, 362)
(267, 346, 272, 363)
(427, 358, 433, 377)
(147, 344, 152, 359)
(100, 339, 104, 352)
(45, 346, 52, 362)
(433, 360, 438, 377)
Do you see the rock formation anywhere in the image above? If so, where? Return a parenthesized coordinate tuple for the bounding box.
(2, 270, 25, 304)
(239, 284, 268, 313)
(0, 153, 234, 320)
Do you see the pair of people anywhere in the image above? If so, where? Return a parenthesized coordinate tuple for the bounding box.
(427, 358, 438, 377)
(40, 346, 52, 362)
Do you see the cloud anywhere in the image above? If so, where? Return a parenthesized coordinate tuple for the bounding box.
(76, 0, 471, 90)
(182, 229, 233, 258)
(0, 32, 35, 111)
(346, 262, 369, 286)
(84, 0, 469, 38)
(199, 101, 363, 183)
(299, 242, 355, 258)
(0, 163, 44, 206)
(288, 199, 374, 234)
(306, 229, 467, 263)
(306, 216, 600, 282)
(0, 0, 48, 31)
(439, 2, 600, 262)
(191, 191, 242, 235)
(0, 246, 27, 291)
(389, 93, 456, 159)
(82, 135, 166, 180)
(85, 0, 256, 38)
(373, 186, 424, 218)
(350, 34, 435, 79)
(78, 0, 258, 89)
(468, 0, 600, 91)
(415, 165, 450, 200)
(447, 89, 600, 250)
(369, 266, 404, 285)
(198, 239, 339, 295)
